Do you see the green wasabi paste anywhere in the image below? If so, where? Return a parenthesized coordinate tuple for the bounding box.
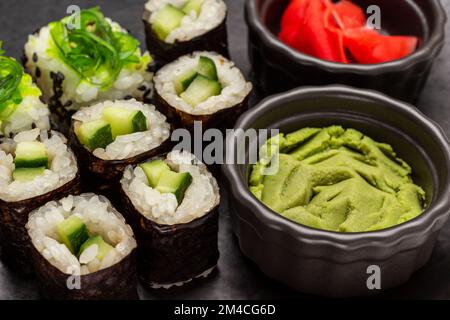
(249, 126, 425, 232)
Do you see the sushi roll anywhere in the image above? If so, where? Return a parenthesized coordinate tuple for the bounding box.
(24, 7, 154, 133)
(70, 99, 172, 198)
(143, 0, 229, 65)
(0, 41, 50, 136)
(0, 129, 80, 275)
(120, 150, 220, 288)
(154, 51, 252, 129)
(26, 194, 138, 300)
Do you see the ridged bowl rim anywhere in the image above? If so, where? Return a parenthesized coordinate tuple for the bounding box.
(245, 0, 447, 75)
(222, 85, 450, 254)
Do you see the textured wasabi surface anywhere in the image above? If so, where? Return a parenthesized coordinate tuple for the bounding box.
(249, 126, 426, 233)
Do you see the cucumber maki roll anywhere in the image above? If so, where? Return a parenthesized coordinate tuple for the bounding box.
(144, 0, 229, 65)
(0, 129, 80, 275)
(24, 7, 154, 133)
(120, 150, 220, 289)
(154, 51, 252, 129)
(26, 194, 138, 300)
(0, 42, 50, 136)
(70, 99, 171, 198)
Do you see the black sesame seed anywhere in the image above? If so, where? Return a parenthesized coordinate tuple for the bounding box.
(124, 95, 133, 100)
(143, 89, 153, 103)
(50, 71, 65, 82)
(146, 61, 157, 73)
(144, 89, 152, 97)
(55, 71, 65, 81)
(35, 67, 41, 78)
(32, 53, 38, 63)
(31, 123, 37, 129)
(138, 85, 147, 91)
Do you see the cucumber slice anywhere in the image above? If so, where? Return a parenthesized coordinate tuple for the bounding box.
(78, 235, 114, 261)
(197, 56, 218, 80)
(174, 70, 198, 94)
(182, 0, 203, 16)
(156, 170, 193, 204)
(140, 159, 171, 188)
(102, 107, 148, 138)
(12, 166, 46, 182)
(14, 141, 48, 168)
(174, 56, 218, 95)
(76, 119, 113, 151)
(57, 216, 90, 254)
(180, 74, 222, 106)
(152, 4, 185, 41)
(132, 110, 148, 133)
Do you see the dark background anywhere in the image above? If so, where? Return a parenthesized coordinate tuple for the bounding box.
(0, 0, 450, 299)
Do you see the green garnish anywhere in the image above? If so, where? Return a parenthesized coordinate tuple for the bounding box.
(49, 7, 141, 89)
(0, 41, 24, 119)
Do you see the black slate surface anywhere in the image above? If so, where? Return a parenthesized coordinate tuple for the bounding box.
(0, 0, 449, 300)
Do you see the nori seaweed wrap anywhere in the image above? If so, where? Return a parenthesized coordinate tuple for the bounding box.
(0, 129, 80, 275)
(120, 150, 220, 288)
(153, 51, 252, 129)
(26, 194, 138, 299)
(24, 7, 154, 134)
(143, 0, 229, 66)
(69, 99, 172, 202)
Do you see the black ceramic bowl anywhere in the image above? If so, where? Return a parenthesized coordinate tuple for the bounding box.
(222, 85, 450, 297)
(245, 0, 447, 102)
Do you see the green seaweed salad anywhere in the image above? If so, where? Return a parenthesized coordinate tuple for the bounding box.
(0, 41, 24, 120)
(49, 7, 145, 88)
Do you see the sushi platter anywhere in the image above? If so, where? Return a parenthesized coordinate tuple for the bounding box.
(0, 0, 449, 300)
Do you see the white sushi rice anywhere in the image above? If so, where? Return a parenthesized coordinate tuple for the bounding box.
(1, 76, 50, 136)
(154, 51, 252, 115)
(26, 193, 137, 275)
(121, 150, 220, 225)
(72, 99, 171, 161)
(145, 0, 227, 44)
(0, 129, 78, 202)
(24, 20, 153, 110)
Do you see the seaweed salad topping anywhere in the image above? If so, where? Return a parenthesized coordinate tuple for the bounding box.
(0, 41, 24, 119)
(49, 7, 141, 88)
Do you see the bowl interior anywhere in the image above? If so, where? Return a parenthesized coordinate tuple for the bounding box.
(237, 91, 450, 212)
(257, 0, 429, 49)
